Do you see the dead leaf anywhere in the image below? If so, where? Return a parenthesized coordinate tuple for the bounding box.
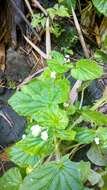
(70, 80, 82, 104)
(0, 43, 5, 72)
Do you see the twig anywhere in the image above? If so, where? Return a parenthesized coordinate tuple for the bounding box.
(24, 35, 47, 59)
(31, 0, 48, 16)
(54, 137, 60, 161)
(24, 0, 33, 16)
(70, 8, 89, 104)
(17, 68, 44, 90)
(46, 17, 51, 59)
(72, 7, 89, 58)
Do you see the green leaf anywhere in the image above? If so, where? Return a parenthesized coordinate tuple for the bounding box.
(88, 169, 103, 187)
(82, 110, 107, 126)
(16, 135, 53, 157)
(101, 173, 107, 190)
(66, 104, 76, 115)
(20, 156, 84, 190)
(76, 126, 107, 147)
(51, 22, 64, 38)
(56, 5, 70, 17)
(8, 78, 70, 116)
(55, 78, 70, 103)
(92, 0, 107, 16)
(75, 127, 96, 144)
(96, 127, 107, 148)
(94, 50, 107, 63)
(71, 59, 103, 81)
(0, 168, 22, 190)
(33, 107, 69, 130)
(76, 161, 91, 183)
(77, 162, 103, 187)
(9, 147, 39, 168)
(87, 144, 107, 166)
(59, 0, 76, 10)
(56, 129, 76, 141)
(47, 51, 72, 73)
(31, 14, 46, 28)
(47, 4, 70, 20)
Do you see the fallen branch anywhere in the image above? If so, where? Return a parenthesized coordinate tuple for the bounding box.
(70, 7, 89, 104)
(17, 68, 44, 90)
(72, 7, 89, 58)
(46, 17, 52, 59)
(24, 0, 33, 16)
(24, 35, 47, 59)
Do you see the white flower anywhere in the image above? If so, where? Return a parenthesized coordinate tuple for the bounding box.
(63, 102, 69, 108)
(66, 59, 70, 63)
(22, 134, 26, 139)
(31, 125, 41, 137)
(41, 131, 48, 141)
(65, 54, 70, 59)
(94, 137, 100, 145)
(50, 71, 56, 79)
(64, 55, 70, 62)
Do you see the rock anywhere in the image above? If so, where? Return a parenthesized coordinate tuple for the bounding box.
(0, 100, 26, 147)
(5, 48, 32, 82)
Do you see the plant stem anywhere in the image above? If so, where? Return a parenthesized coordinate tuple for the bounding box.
(70, 116, 83, 129)
(54, 136, 60, 161)
(91, 96, 107, 111)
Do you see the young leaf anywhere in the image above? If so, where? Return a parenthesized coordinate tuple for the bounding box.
(47, 51, 72, 73)
(0, 168, 22, 190)
(9, 147, 39, 168)
(59, 0, 77, 10)
(92, 0, 107, 16)
(20, 156, 84, 190)
(55, 4, 70, 17)
(71, 59, 103, 81)
(47, 4, 70, 19)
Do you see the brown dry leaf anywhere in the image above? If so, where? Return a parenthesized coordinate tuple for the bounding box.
(99, 17, 107, 48)
(94, 24, 101, 47)
(81, 1, 95, 36)
(70, 80, 82, 104)
(81, 2, 93, 29)
(0, 43, 5, 72)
